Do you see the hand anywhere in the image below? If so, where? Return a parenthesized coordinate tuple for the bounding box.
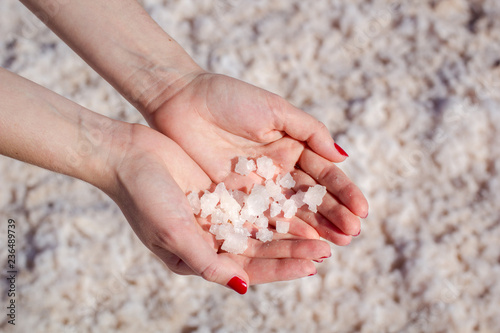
(147, 72, 369, 245)
(106, 124, 331, 293)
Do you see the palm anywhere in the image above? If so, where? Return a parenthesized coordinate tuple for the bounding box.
(150, 73, 369, 245)
(112, 124, 329, 287)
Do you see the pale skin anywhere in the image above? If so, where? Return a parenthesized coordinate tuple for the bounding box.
(11, 0, 369, 293)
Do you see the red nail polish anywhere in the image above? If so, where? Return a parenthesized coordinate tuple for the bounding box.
(227, 276, 247, 295)
(313, 259, 323, 263)
(354, 230, 361, 237)
(308, 272, 317, 277)
(334, 143, 349, 157)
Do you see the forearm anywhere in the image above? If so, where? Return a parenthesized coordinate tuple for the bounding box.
(0, 67, 128, 191)
(20, 0, 202, 119)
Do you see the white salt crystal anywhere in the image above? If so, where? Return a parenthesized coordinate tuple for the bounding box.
(230, 190, 247, 207)
(256, 156, 277, 180)
(211, 223, 233, 240)
(276, 221, 290, 234)
(214, 182, 228, 197)
(269, 202, 281, 217)
(239, 206, 257, 224)
(233, 226, 251, 237)
(187, 192, 201, 215)
(200, 191, 220, 218)
(221, 233, 248, 254)
(235, 156, 256, 176)
(254, 216, 269, 229)
(265, 179, 285, 202)
(220, 191, 241, 222)
(303, 185, 327, 213)
(209, 224, 219, 236)
(278, 172, 296, 189)
(245, 184, 270, 217)
(291, 190, 306, 208)
(210, 208, 227, 224)
(231, 216, 245, 228)
(256, 228, 273, 242)
(282, 199, 298, 218)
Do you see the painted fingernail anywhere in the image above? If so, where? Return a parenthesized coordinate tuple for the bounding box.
(354, 230, 361, 237)
(227, 276, 247, 295)
(334, 143, 349, 157)
(320, 254, 331, 259)
(308, 271, 317, 277)
(313, 259, 324, 263)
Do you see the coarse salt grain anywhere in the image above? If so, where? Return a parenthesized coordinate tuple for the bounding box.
(256, 156, 276, 180)
(276, 221, 290, 234)
(235, 156, 256, 176)
(190, 156, 327, 254)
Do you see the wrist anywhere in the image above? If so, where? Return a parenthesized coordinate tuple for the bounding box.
(123, 50, 206, 121)
(77, 118, 133, 195)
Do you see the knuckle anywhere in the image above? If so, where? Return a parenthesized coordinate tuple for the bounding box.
(200, 262, 221, 283)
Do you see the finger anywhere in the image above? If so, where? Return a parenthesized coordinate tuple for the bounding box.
(297, 148, 369, 218)
(295, 207, 353, 246)
(232, 257, 318, 285)
(275, 99, 348, 162)
(243, 238, 330, 259)
(156, 213, 250, 294)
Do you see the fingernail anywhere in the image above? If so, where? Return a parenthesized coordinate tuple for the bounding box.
(313, 259, 323, 263)
(363, 212, 369, 219)
(334, 143, 349, 157)
(320, 254, 331, 259)
(308, 271, 317, 277)
(227, 276, 247, 295)
(354, 230, 361, 237)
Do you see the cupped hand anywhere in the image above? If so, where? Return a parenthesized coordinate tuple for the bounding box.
(106, 123, 330, 293)
(148, 72, 369, 245)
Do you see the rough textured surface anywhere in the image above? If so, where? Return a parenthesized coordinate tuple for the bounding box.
(1, 0, 500, 332)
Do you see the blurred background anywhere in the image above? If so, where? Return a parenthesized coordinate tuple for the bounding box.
(1, 0, 499, 332)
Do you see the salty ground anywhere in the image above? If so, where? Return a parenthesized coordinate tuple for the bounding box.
(1, 0, 500, 332)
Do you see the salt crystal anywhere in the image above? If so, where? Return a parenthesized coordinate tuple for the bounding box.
(214, 182, 228, 197)
(230, 190, 247, 207)
(303, 185, 327, 213)
(235, 156, 256, 176)
(200, 191, 220, 218)
(220, 190, 241, 222)
(256, 156, 277, 180)
(278, 172, 296, 189)
(245, 184, 270, 217)
(209, 224, 219, 236)
(276, 221, 290, 234)
(282, 199, 298, 218)
(233, 226, 251, 237)
(254, 216, 269, 229)
(221, 232, 248, 254)
(291, 190, 306, 208)
(210, 208, 227, 224)
(187, 192, 201, 215)
(265, 179, 285, 202)
(256, 228, 273, 242)
(239, 206, 257, 224)
(211, 223, 233, 240)
(269, 202, 281, 217)
(231, 216, 245, 228)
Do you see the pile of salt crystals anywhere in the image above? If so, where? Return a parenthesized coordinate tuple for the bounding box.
(187, 156, 327, 254)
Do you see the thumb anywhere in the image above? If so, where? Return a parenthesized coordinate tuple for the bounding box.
(278, 101, 349, 162)
(163, 220, 250, 295)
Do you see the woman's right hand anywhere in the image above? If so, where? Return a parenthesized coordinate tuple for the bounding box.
(106, 123, 331, 294)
